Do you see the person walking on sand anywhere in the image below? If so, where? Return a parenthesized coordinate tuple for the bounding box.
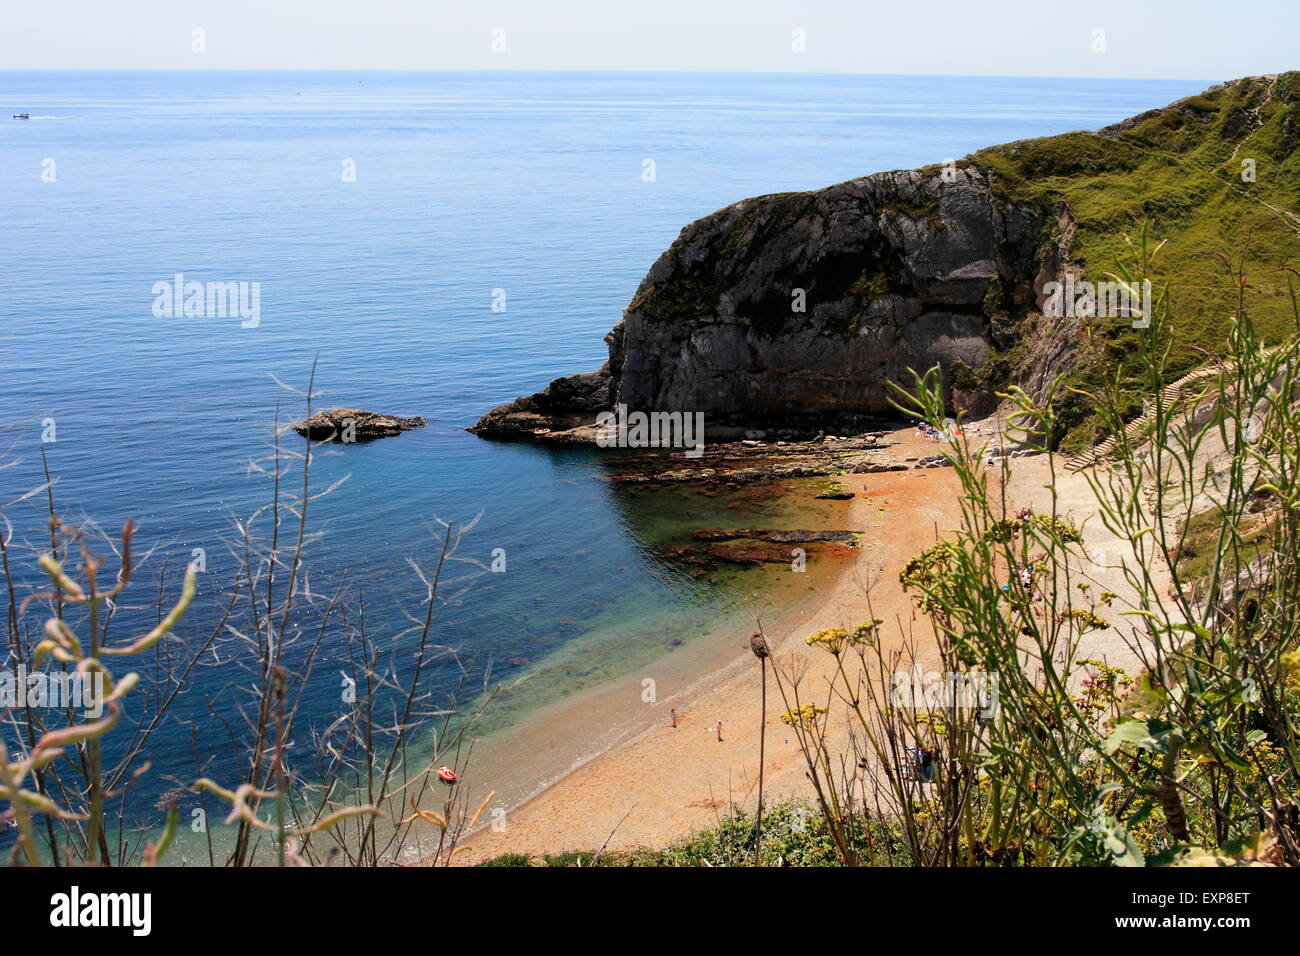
(716, 719, 723, 742)
(670, 708, 678, 728)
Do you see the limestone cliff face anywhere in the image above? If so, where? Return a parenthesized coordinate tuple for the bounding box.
(611, 167, 1042, 424)
(473, 166, 1043, 438)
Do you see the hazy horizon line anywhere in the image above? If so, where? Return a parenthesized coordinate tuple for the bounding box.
(0, 66, 1236, 84)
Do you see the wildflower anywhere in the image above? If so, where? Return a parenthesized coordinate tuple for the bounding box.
(915, 712, 949, 735)
(849, 618, 884, 647)
(1031, 513, 1084, 544)
(1064, 608, 1109, 632)
(805, 627, 848, 656)
(1282, 649, 1300, 680)
(983, 518, 1020, 543)
(780, 703, 827, 730)
(900, 540, 965, 612)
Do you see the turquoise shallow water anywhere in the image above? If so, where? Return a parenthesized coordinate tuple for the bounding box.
(0, 71, 1207, 838)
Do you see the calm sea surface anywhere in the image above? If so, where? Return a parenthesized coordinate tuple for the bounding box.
(0, 71, 1206, 841)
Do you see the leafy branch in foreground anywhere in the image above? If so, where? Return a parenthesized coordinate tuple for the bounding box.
(0, 519, 194, 866)
(1, 370, 500, 867)
(770, 234, 1300, 867)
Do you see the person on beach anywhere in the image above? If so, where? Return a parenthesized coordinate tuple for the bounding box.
(670, 708, 678, 728)
(716, 719, 723, 742)
(1023, 552, 1047, 604)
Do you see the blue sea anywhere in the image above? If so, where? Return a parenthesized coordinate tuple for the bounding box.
(0, 70, 1207, 846)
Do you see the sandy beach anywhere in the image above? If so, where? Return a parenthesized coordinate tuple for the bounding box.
(447, 422, 1157, 863)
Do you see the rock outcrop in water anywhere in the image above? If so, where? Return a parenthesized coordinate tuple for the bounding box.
(472, 74, 1300, 446)
(473, 165, 1040, 441)
(294, 408, 426, 442)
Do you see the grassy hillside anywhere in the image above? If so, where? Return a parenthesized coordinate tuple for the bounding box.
(966, 73, 1300, 449)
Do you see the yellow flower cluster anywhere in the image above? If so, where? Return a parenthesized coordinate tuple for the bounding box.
(852, 618, 885, 646)
(1282, 649, 1300, 681)
(915, 712, 949, 735)
(780, 703, 827, 730)
(805, 619, 885, 656)
(805, 627, 848, 655)
(1064, 608, 1110, 632)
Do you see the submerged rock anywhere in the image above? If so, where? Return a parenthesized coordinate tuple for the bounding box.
(691, 528, 862, 545)
(293, 408, 426, 442)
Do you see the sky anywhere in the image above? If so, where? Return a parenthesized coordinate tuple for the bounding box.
(0, 0, 1295, 79)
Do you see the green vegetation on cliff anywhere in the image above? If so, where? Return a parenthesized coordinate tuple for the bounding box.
(977, 74, 1298, 340)
(969, 73, 1300, 448)
(607, 75, 1299, 453)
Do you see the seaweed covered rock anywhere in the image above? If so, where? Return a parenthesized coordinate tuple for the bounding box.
(294, 408, 426, 442)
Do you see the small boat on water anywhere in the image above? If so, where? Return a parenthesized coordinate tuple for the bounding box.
(13, 113, 30, 120)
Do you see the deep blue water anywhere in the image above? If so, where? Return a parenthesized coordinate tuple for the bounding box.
(0, 71, 1207, 820)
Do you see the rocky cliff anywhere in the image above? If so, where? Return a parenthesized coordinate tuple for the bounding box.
(473, 73, 1300, 445)
(473, 167, 1042, 440)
